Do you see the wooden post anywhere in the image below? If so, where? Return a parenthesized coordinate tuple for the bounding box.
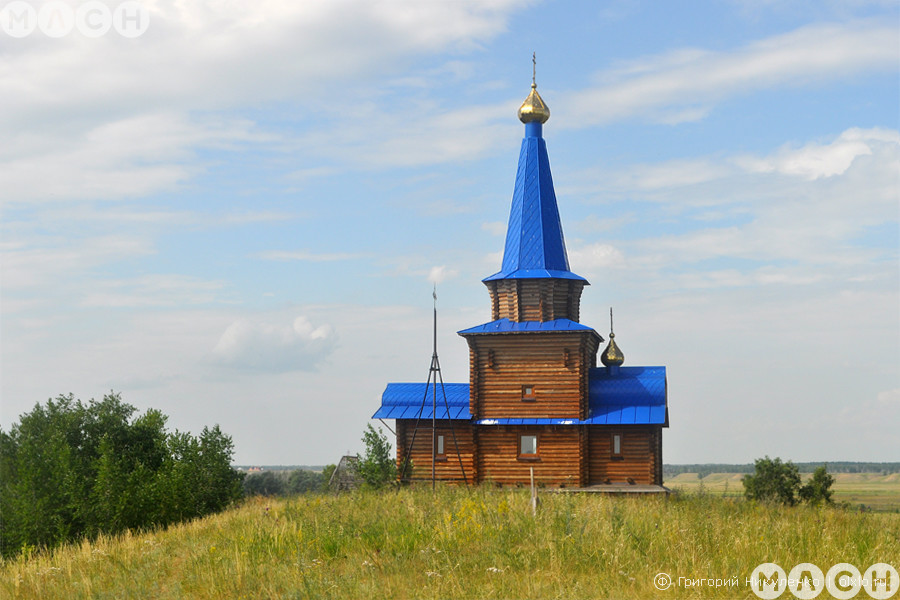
(530, 467, 538, 516)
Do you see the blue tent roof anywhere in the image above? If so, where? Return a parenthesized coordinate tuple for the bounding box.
(484, 121, 586, 283)
(373, 366, 666, 425)
(458, 318, 600, 336)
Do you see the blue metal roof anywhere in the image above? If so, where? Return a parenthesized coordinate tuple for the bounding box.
(484, 121, 586, 283)
(374, 366, 666, 426)
(587, 366, 667, 425)
(458, 318, 598, 336)
(372, 382, 471, 420)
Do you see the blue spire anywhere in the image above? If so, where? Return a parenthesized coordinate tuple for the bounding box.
(484, 98, 585, 283)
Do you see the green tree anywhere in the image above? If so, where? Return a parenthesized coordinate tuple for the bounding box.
(355, 425, 396, 488)
(242, 471, 285, 496)
(0, 393, 243, 559)
(320, 464, 337, 491)
(195, 425, 243, 514)
(743, 456, 802, 505)
(286, 469, 323, 494)
(799, 465, 835, 506)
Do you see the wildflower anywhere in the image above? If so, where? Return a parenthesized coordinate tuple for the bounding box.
(362, 560, 374, 568)
(426, 571, 441, 578)
(486, 567, 504, 573)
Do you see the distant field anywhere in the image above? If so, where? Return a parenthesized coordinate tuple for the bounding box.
(665, 472, 900, 511)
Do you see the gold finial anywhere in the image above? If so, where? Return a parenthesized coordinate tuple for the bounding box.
(518, 53, 550, 124)
(600, 307, 625, 367)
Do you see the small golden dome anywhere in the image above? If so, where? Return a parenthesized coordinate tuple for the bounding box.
(518, 83, 550, 124)
(600, 332, 625, 367)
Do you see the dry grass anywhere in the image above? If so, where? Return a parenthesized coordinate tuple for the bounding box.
(2, 487, 898, 599)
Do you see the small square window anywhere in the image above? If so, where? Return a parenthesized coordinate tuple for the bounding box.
(520, 435, 538, 456)
(436, 434, 445, 456)
(612, 434, 622, 455)
(522, 385, 536, 401)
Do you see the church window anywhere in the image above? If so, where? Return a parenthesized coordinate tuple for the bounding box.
(520, 434, 538, 456)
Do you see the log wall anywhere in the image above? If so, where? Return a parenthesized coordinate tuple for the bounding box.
(485, 279, 585, 322)
(394, 422, 664, 487)
(466, 332, 599, 419)
(395, 420, 476, 482)
(587, 426, 662, 485)
(476, 425, 584, 487)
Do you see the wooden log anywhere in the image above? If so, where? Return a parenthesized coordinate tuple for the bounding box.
(476, 426, 582, 487)
(396, 420, 475, 482)
(587, 426, 659, 485)
(465, 332, 599, 419)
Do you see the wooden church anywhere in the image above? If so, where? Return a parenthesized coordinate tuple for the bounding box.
(372, 81, 668, 489)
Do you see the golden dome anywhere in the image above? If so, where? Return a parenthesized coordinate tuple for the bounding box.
(518, 83, 550, 124)
(600, 332, 625, 367)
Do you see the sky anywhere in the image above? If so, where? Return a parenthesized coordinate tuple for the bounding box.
(1, 0, 898, 466)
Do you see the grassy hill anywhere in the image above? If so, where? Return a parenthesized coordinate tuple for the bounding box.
(3, 486, 899, 599)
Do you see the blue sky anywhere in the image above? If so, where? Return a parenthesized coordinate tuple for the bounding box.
(1, 0, 898, 465)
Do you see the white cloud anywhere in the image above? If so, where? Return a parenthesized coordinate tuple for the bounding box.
(481, 221, 507, 236)
(572, 214, 636, 234)
(614, 159, 731, 190)
(290, 101, 515, 169)
(80, 275, 228, 308)
(568, 127, 898, 292)
(735, 127, 900, 180)
(0, 1, 525, 131)
(876, 388, 900, 407)
(0, 1, 529, 205)
(1, 235, 154, 290)
(569, 243, 626, 271)
(0, 113, 261, 204)
(670, 267, 826, 290)
(558, 21, 898, 126)
(256, 250, 367, 262)
(428, 265, 458, 284)
(212, 315, 336, 373)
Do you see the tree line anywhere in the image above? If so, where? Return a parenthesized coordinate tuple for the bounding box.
(0, 395, 394, 559)
(241, 467, 334, 496)
(664, 461, 900, 479)
(0, 393, 243, 559)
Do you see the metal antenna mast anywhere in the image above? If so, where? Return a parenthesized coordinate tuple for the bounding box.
(398, 285, 468, 488)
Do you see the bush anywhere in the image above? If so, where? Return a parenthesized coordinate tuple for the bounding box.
(743, 456, 802, 505)
(743, 457, 835, 507)
(0, 393, 243, 558)
(355, 425, 396, 488)
(798, 465, 835, 506)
